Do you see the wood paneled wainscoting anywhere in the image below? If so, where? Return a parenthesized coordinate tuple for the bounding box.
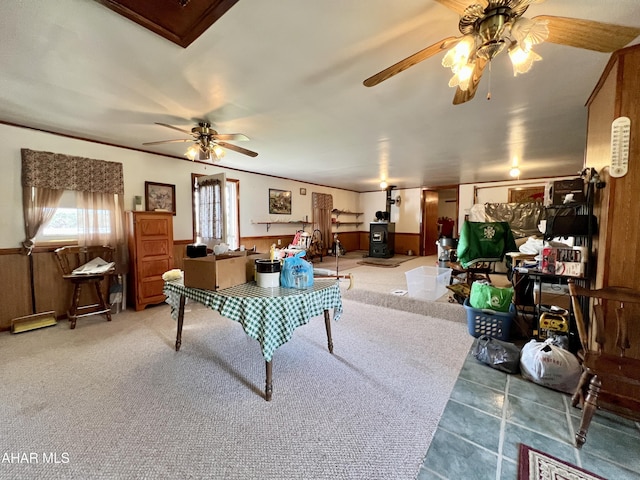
(0, 247, 107, 331)
(357, 231, 420, 256)
(0, 248, 32, 330)
(1, 230, 423, 330)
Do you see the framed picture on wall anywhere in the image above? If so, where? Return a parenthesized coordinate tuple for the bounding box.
(145, 181, 176, 215)
(269, 189, 292, 214)
(508, 186, 545, 203)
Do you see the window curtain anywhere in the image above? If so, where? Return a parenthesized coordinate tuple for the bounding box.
(21, 148, 128, 271)
(21, 186, 64, 254)
(198, 178, 222, 242)
(312, 192, 333, 254)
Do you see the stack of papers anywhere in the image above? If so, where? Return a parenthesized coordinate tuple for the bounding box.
(72, 257, 115, 275)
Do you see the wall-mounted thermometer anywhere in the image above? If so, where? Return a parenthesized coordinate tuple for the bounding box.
(610, 116, 630, 178)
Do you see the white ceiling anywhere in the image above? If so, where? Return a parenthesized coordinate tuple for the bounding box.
(1, 0, 639, 192)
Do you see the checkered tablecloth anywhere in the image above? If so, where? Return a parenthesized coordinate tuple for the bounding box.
(164, 280, 343, 362)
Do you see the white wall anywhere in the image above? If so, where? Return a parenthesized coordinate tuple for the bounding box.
(2, 123, 592, 250)
(0, 123, 360, 248)
(358, 188, 421, 234)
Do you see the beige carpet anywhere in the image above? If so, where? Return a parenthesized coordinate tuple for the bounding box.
(315, 252, 468, 324)
(0, 297, 472, 479)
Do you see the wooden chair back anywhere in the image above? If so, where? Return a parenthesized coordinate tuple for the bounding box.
(54, 245, 115, 276)
(568, 278, 640, 443)
(568, 279, 640, 359)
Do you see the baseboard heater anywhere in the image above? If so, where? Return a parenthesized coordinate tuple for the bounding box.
(11, 311, 58, 334)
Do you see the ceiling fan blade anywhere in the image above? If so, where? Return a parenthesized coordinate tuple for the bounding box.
(212, 133, 250, 141)
(217, 142, 258, 158)
(363, 36, 460, 87)
(155, 122, 194, 135)
(452, 57, 488, 105)
(534, 15, 640, 52)
(433, 0, 487, 16)
(142, 139, 192, 146)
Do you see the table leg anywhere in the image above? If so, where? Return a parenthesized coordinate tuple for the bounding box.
(265, 361, 273, 401)
(175, 294, 186, 351)
(324, 309, 334, 353)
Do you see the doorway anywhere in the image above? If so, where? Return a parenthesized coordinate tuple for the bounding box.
(420, 187, 458, 256)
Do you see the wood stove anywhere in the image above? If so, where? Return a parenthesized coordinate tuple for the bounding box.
(369, 222, 395, 258)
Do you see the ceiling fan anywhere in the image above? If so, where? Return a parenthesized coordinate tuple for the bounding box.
(363, 0, 640, 104)
(143, 121, 258, 161)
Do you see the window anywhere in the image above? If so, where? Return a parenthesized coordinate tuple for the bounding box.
(225, 179, 240, 250)
(192, 174, 240, 250)
(36, 190, 113, 243)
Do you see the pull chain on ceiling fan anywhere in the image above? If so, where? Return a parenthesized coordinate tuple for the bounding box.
(143, 122, 258, 161)
(363, 0, 640, 104)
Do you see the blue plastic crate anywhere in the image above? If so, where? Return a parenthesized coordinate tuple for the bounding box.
(463, 298, 516, 341)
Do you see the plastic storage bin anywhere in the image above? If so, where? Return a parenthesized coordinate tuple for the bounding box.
(464, 298, 515, 341)
(405, 266, 452, 301)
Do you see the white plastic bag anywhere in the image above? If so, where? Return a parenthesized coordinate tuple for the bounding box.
(519, 339, 581, 393)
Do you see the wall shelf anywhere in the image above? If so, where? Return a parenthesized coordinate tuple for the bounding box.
(253, 220, 310, 232)
(331, 209, 363, 218)
(331, 209, 363, 228)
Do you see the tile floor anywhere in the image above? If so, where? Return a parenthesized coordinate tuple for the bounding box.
(418, 354, 640, 480)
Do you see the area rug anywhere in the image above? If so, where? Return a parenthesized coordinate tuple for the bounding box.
(357, 255, 413, 268)
(518, 444, 607, 480)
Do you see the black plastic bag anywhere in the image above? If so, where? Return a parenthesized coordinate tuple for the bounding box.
(471, 335, 521, 374)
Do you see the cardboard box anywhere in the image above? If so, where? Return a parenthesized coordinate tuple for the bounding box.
(541, 246, 586, 277)
(533, 281, 571, 310)
(183, 254, 248, 291)
(244, 251, 270, 282)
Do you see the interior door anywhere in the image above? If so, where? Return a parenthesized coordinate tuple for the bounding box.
(421, 190, 439, 256)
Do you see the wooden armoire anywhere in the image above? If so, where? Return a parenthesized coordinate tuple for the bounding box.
(586, 44, 640, 295)
(583, 44, 640, 418)
(126, 211, 174, 311)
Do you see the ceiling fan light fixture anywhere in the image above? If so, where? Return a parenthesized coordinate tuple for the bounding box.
(448, 61, 475, 90)
(508, 42, 542, 76)
(211, 144, 225, 160)
(510, 17, 549, 48)
(478, 10, 509, 45)
(476, 39, 506, 61)
(185, 145, 199, 160)
(442, 35, 475, 71)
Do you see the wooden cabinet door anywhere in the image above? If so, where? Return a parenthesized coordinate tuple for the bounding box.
(127, 211, 174, 310)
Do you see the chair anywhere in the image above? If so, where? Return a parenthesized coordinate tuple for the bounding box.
(54, 245, 116, 329)
(568, 279, 640, 448)
(306, 229, 324, 262)
(450, 221, 518, 286)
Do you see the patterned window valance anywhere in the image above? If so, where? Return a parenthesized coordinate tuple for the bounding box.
(21, 148, 124, 195)
(312, 192, 333, 210)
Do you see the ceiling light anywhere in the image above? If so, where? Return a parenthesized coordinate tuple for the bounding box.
(185, 145, 199, 160)
(185, 142, 225, 161)
(443, 5, 549, 90)
(212, 144, 225, 160)
(448, 61, 475, 91)
(379, 180, 387, 190)
(509, 166, 521, 178)
(508, 42, 542, 76)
